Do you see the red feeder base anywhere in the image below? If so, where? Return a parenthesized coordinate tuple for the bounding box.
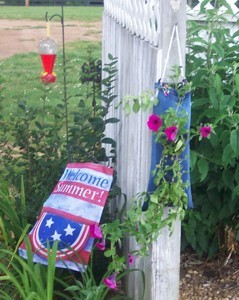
(41, 72, 56, 83)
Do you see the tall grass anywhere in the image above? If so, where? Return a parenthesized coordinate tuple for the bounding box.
(0, 242, 71, 300)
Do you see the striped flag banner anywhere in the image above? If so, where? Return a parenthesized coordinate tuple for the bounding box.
(19, 162, 113, 272)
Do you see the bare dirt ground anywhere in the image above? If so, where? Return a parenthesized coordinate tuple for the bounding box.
(0, 19, 101, 59)
(180, 252, 239, 300)
(1, 19, 239, 300)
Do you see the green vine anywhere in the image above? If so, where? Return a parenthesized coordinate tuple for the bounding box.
(102, 65, 212, 264)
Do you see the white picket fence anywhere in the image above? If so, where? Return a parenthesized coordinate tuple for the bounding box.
(104, 0, 239, 47)
(102, 1, 239, 300)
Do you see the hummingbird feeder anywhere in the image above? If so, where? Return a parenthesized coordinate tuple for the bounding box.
(39, 21, 58, 83)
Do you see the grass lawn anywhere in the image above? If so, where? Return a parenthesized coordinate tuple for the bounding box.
(0, 6, 102, 118)
(0, 6, 104, 21)
(1, 41, 101, 116)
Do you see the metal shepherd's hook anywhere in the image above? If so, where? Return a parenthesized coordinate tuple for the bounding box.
(45, 0, 70, 162)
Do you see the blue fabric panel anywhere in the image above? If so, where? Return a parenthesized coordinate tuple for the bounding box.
(142, 89, 193, 210)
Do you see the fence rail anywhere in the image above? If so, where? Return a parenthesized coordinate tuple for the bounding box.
(104, 0, 239, 46)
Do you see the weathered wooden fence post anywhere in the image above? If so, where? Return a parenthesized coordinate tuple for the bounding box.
(102, 1, 186, 299)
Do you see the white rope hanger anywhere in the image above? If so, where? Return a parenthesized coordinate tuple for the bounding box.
(161, 24, 185, 82)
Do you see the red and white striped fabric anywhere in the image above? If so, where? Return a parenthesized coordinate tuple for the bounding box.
(19, 162, 113, 272)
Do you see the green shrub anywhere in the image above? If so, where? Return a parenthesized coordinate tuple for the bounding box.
(0, 52, 123, 299)
(0, 50, 119, 224)
(182, 0, 239, 257)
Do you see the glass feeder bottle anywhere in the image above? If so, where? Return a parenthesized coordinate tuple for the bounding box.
(39, 36, 58, 83)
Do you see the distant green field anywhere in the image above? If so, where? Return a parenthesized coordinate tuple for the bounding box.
(0, 6, 103, 21)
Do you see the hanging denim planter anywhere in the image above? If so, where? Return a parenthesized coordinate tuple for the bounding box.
(142, 22, 193, 211)
(142, 87, 193, 211)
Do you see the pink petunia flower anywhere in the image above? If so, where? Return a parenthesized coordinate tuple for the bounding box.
(164, 90, 170, 96)
(164, 126, 178, 141)
(89, 224, 103, 239)
(200, 126, 211, 138)
(128, 253, 136, 267)
(96, 238, 106, 251)
(147, 114, 163, 132)
(103, 273, 118, 290)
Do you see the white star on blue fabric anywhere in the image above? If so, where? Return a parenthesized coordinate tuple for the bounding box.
(64, 224, 76, 236)
(51, 230, 61, 241)
(45, 217, 54, 228)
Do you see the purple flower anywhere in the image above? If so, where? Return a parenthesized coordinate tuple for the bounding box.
(162, 83, 170, 96)
(164, 90, 170, 96)
(147, 114, 163, 132)
(128, 253, 136, 267)
(200, 126, 211, 138)
(103, 273, 118, 290)
(89, 224, 102, 239)
(182, 78, 188, 85)
(96, 238, 106, 251)
(165, 126, 178, 141)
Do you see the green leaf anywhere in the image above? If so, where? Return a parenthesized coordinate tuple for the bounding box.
(192, 98, 210, 108)
(197, 231, 208, 252)
(47, 241, 57, 300)
(132, 99, 140, 113)
(209, 133, 219, 149)
(124, 102, 131, 115)
(101, 137, 116, 147)
(232, 185, 239, 200)
(105, 117, 119, 124)
(222, 144, 235, 166)
(190, 151, 197, 171)
(235, 166, 239, 184)
(199, 0, 211, 13)
(235, 74, 239, 94)
(208, 88, 218, 109)
(212, 44, 224, 59)
(104, 248, 116, 257)
(35, 121, 42, 130)
(213, 73, 222, 94)
(197, 158, 209, 182)
(108, 53, 113, 60)
(150, 194, 158, 204)
(230, 129, 239, 155)
(222, 169, 234, 190)
(174, 139, 184, 152)
(219, 0, 233, 14)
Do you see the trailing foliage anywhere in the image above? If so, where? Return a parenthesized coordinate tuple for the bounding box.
(112, 67, 212, 260)
(182, 0, 239, 257)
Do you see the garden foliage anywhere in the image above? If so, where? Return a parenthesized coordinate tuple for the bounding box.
(0, 50, 118, 224)
(1, 1, 239, 298)
(0, 52, 126, 299)
(182, 0, 239, 257)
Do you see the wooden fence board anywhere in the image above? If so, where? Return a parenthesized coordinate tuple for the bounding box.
(102, 1, 186, 298)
